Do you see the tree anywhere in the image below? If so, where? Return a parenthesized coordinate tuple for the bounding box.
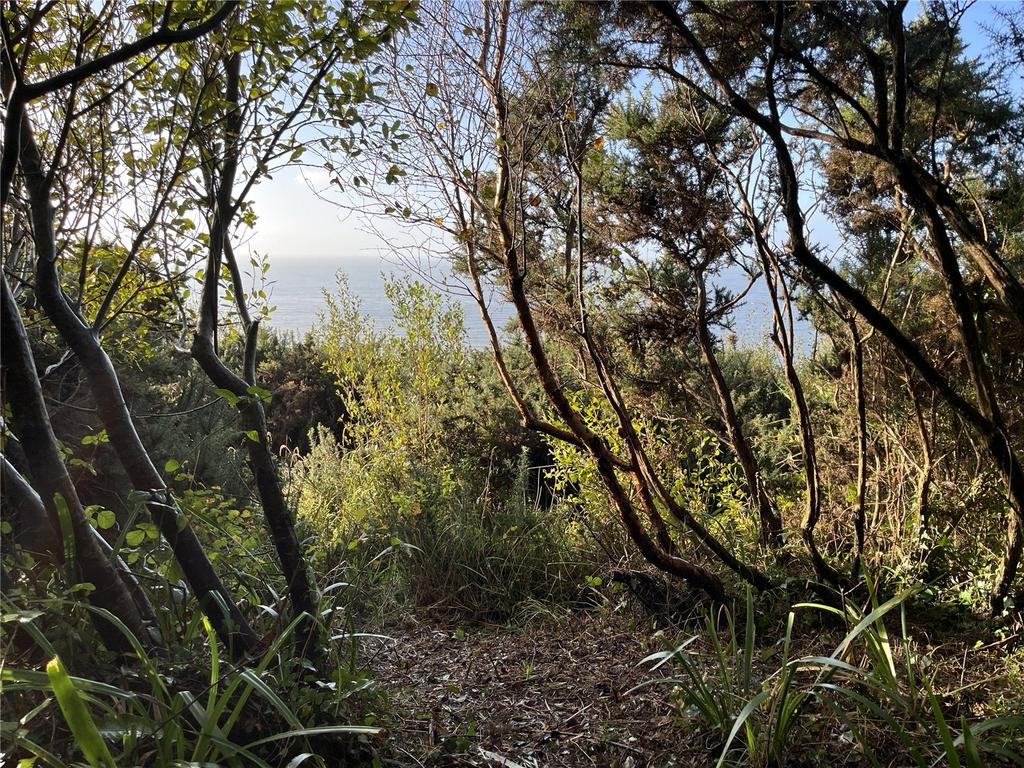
(347, 0, 790, 603)
(641, 0, 1023, 611)
(2, 0, 258, 655)
(184, 0, 415, 658)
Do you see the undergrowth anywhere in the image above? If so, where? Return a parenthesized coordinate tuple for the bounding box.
(1, 551, 388, 767)
(638, 584, 1024, 767)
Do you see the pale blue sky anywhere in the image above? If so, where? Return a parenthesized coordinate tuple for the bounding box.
(248, 0, 1015, 263)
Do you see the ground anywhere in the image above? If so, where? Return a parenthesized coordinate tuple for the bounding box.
(368, 609, 704, 767)
(361, 597, 1024, 768)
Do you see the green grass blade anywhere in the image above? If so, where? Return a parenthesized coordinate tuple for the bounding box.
(244, 725, 381, 749)
(715, 690, 769, 768)
(4, 666, 133, 698)
(46, 656, 115, 768)
(742, 587, 754, 695)
(831, 588, 917, 661)
(236, 669, 304, 728)
(961, 716, 983, 768)
(927, 680, 960, 768)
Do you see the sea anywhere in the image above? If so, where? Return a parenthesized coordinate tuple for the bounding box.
(262, 255, 792, 350)
(262, 255, 513, 347)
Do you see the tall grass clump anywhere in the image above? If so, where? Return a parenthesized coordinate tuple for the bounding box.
(639, 584, 1024, 767)
(2, 586, 384, 767)
(1, 489, 386, 768)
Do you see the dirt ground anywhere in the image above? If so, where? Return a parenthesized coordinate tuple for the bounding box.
(365, 609, 707, 767)
(359, 596, 1023, 768)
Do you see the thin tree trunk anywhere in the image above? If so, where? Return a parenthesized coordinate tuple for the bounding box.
(15, 112, 259, 658)
(189, 51, 318, 656)
(1, 275, 149, 651)
(192, 325, 318, 655)
(695, 278, 783, 550)
(904, 368, 935, 535)
(849, 317, 868, 578)
(1, 453, 58, 560)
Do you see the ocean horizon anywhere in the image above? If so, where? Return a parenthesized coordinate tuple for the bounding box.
(261, 254, 513, 347)
(261, 255, 793, 350)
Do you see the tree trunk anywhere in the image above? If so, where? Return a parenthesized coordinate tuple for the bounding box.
(15, 112, 259, 658)
(1, 275, 150, 651)
(849, 318, 868, 578)
(1, 453, 58, 560)
(695, 278, 783, 550)
(188, 52, 318, 657)
(192, 327, 319, 656)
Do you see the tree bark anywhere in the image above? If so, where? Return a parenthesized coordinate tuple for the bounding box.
(1, 453, 58, 560)
(1, 275, 149, 651)
(14, 111, 259, 658)
(848, 318, 868, 579)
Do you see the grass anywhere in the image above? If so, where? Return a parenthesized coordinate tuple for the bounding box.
(1, 593, 382, 767)
(635, 583, 1024, 767)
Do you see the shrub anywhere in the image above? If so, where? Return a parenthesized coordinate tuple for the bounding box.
(290, 276, 590, 620)
(639, 586, 1024, 767)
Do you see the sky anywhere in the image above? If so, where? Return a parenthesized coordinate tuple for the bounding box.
(246, 0, 1014, 264)
(246, 168, 408, 262)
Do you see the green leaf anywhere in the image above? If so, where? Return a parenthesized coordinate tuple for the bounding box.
(95, 510, 116, 530)
(245, 726, 380, 749)
(125, 530, 146, 547)
(215, 388, 240, 406)
(80, 430, 109, 446)
(425, 82, 438, 97)
(245, 385, 272, 404)
(244, 430, 260, 443)
(164, 459, 181, 473)
(47, 656, 115, 768)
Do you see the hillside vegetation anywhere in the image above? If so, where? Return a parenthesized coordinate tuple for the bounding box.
(2, 2, 1023, 766)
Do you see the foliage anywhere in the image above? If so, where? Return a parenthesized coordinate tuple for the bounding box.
(641, 587, 1024, 767)
(290, 277, 587, 620)
(4, 2, 1024, 766)
(1, 595, 381, 768)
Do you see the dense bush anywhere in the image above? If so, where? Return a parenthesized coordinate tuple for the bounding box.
(288, 277, 591, 620)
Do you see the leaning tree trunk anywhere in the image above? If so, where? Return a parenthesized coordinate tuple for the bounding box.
(770, 289, 844, 589)
(189, 52, 318, 657)
(1, 275, 151, 651)
(1, 452, 58, 561)
(14, 111, 259, 659)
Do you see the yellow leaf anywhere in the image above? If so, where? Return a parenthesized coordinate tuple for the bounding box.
(592, 136, 605, 149)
